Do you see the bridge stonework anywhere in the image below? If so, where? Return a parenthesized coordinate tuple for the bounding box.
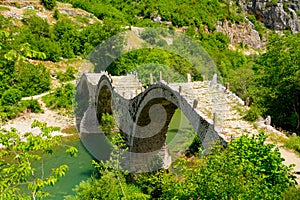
(76, 72, 249, 172)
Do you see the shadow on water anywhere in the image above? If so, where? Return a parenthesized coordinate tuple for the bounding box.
(33, 109, 195, 199)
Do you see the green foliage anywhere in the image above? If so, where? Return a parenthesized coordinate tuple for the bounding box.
(53, 8, 60, 20)
(266, 0, 278, 8)
(251, 33, 300, 133)
(42, 83, 75, 112)
(21, 99, 44, 113)
(5, 12, 122, 62)
(67, 129, 295, 199)
(282, 187, 300, 200)
(56, 66, 78, 83)
(161, 132, 295, 199)
(225, 65, 255, 100)
(65, 172, 150, 200)
(100, 113, 115, 136)
(284, 136, 300, 153)
(0, 100, 43, 122)
(134, 170, 175, 198)
(1, 88, 22, 106)
(16, 62, 51, 96)
(188, 134, 202, 155)
(107, 48, 197, 81)
(0, 88, 43, 122)
(22, 13, 50, 38)
(244, 105, 262, 122)
(41, 0, 57, 10)
(0, 121, 77, 199)
(66, 0, 243, 27)
(0, 6, 10, 11)
(52, 17, 80, 58)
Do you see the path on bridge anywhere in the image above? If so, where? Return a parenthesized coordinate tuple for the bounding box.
(109, 73, 255, 142)
(76, 74, 300, 175)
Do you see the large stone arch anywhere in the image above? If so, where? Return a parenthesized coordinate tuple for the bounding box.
(77, 73, 224, 172)
(126, 83, 219, 170)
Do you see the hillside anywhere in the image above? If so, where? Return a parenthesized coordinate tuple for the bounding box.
(0, 0, 300, 199)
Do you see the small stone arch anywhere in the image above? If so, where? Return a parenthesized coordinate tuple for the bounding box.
(75, 75, 90, 131)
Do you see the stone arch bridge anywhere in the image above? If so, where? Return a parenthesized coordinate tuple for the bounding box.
(76, 72, 252, 172)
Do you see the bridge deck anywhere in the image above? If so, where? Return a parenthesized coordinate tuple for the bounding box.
(107, 73, 259, 141)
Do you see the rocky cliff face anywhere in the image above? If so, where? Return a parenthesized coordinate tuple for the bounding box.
(216, 20, 264, 49)
(236, 0, 300, 33)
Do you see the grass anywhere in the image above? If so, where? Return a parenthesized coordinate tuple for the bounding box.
(269, 132, 288, 144)
(269, 131, 300, 155)
(282, 187, 300, 200)
(284, 136, 300, 154)
(0, 6, 10, 11)
(62, 125, 78, 135)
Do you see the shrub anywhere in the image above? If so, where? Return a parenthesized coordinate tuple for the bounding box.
(16, 62, 51, 96)
(244, 105, 261, 122)
(42, 83, 74, 111)
(1, 88, 22, 106)
(21, 99, 43, 113)
(53, 8, 60, 20)
(41, 0, 56, 10)
(163, 132, 295, 199)
(56, 67, 78, 83)
(65, 172, 150, 200)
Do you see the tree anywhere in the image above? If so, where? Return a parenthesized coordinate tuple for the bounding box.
(15, 62, 50, 96)
(0, 121, 78, 199)
(160, 132, 295, 199)
(65, 114, 150, 200)
(252, 33, 300, 133)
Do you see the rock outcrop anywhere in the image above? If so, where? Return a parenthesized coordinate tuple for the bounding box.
(236, 0, 300, 33)
(216, 20, 264, 49)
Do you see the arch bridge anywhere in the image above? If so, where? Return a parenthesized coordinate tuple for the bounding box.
(75, 72, 246, 172)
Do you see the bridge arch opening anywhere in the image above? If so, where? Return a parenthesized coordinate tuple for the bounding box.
(96, 85, 113, 125)
(131, 98, 177, 153)
(166, 109, 200, 158)
(130, 97, 201, 170)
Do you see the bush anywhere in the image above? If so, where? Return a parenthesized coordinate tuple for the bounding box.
(42, 83, 74, 111)
(244, 105, 261, 122)
(53, 8, 60, 20)
(1, 88, 22, 106)
(0, 99, 42, 122)
(20, 99, 43, 113)
(65, 172, 150, 200)
(163, 132, 295, 199)
(41, 0, 56, 10)
(56, 67, 78, 83)
(135, 170, 175, 199)
(16, 62, 51, 96)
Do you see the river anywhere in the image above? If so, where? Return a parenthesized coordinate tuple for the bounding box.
(33, 136, 96, 199)
(34, 109, 194, 199)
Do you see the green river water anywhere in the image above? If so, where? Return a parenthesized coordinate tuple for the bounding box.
(35, 109, 194, 199)
(33, 137, 96, 200)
